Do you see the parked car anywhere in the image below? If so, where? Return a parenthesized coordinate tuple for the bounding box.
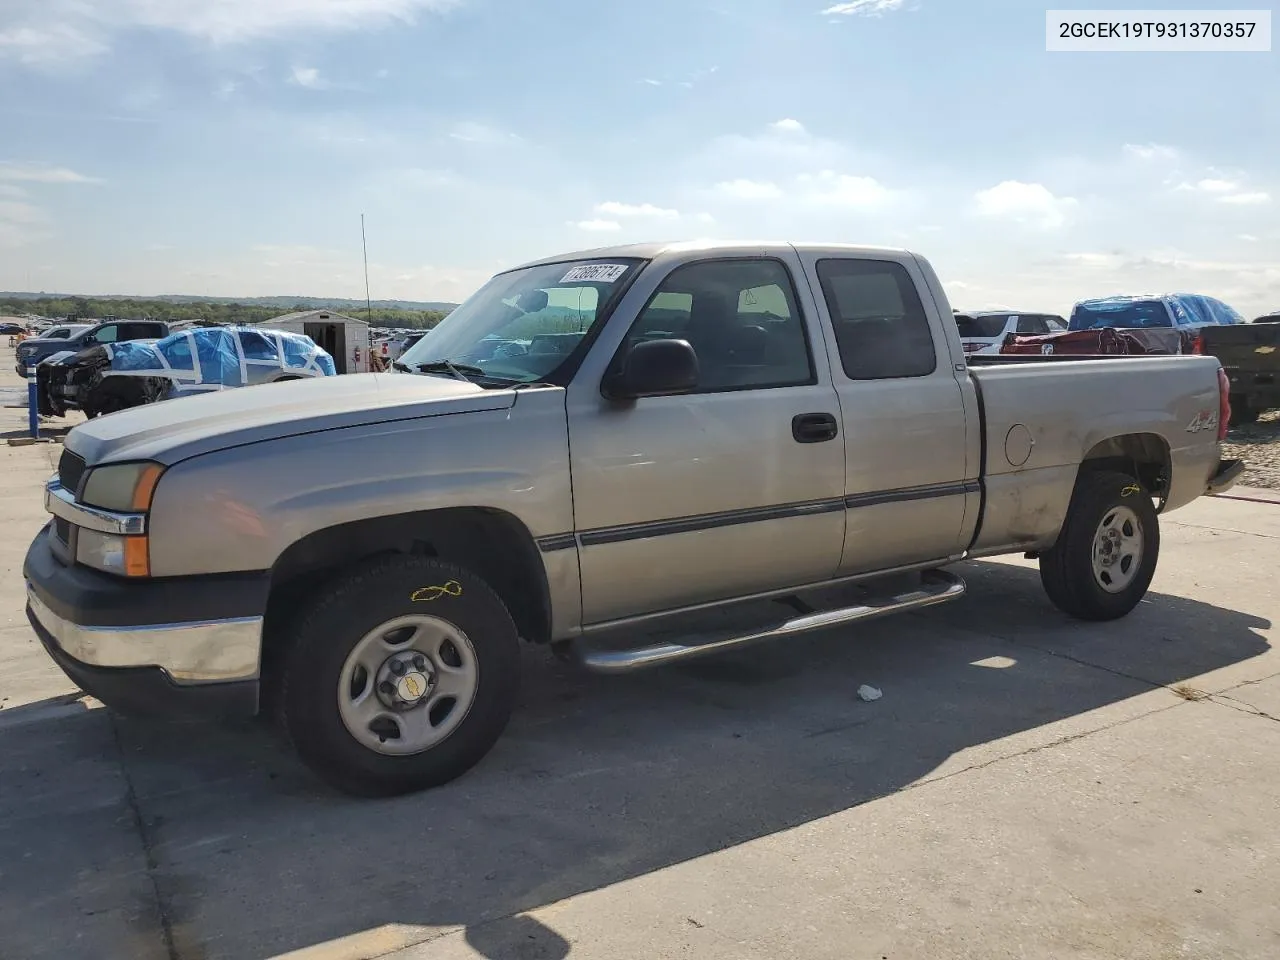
(953, 311, 1066, 355)
(1201, 312, 1280, 424)
(1000, 294, 1244, 357)
(15, 319, 168, 378)
(25, 240, 1240, 798)
(36, 325, 337, 419)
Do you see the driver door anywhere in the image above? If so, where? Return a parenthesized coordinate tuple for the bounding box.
(565, 254, 846, 625)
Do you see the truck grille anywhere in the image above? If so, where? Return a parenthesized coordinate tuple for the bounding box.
(58, 449, 87, 495)
(54, 516, 71, 545)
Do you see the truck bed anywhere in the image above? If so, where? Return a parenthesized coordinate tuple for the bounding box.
(962, 354, 1225, 556)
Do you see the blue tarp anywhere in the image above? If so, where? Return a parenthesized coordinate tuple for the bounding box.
(103, 326, 336, 397)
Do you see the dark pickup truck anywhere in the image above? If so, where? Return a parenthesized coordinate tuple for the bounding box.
(1202, 315, 1280, 424)
(14, 320, 170, 378)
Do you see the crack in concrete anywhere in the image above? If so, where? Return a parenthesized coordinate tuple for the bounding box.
(109, 713, 179, 960)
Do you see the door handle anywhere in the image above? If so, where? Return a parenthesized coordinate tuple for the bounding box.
(792, 412, 839, 443)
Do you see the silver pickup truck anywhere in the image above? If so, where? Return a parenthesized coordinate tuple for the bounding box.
(24, 241, 1244, 797)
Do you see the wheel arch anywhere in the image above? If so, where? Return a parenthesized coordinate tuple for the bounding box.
(1078, 432, 1171, 506)
(261, 507, 553, 694)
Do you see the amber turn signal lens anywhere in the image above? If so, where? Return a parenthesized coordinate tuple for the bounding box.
(131, 464, 164, 512)
(123, 536, 150, 577)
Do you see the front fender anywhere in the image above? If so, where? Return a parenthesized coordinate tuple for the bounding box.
(146, 393, 574, 578)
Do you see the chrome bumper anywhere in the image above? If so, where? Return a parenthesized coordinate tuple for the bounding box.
(27, 583, 263, 684)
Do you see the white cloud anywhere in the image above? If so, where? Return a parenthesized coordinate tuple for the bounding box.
(716, 178, 784, 200)
(640, 78, 663, 87)
(573, 219, 622, 232)
(0, 0, 459, 66)
(0, 161, 99, 184)
(974, 180, 1077, 229)
(448, 121, 521, 145)
(1122, 143, 1179, 162)
(798, 170, 893, 207)
(594, 201, 679, 219)
(771, 118, 806, 134)
(0, 184, 27, 198)
(821, 0, 906, 15)
(1220, 191, 1271, 205)
(1196, 178, 1239, 193)
(1240, 234, 1259, 242)
(0, 21, 106, 65)
(0, 199, 51, 248)
(289, 65, 328, 89)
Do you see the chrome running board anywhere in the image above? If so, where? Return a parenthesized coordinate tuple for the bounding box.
(574, 569, 966, 674)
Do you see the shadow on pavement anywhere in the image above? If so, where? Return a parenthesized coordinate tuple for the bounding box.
(0, 560, 1270, 960)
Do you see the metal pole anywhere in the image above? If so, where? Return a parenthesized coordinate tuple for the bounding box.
(27, 366, 39, 439)
(361, 214, 372, 326)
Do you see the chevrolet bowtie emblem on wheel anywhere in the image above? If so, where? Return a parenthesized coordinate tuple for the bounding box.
(397, 673, 427, 701)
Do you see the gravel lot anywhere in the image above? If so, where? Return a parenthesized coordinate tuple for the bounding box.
(1224, 411, 1280, 489)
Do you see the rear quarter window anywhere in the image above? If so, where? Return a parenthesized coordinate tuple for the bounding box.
(815, 259, 937, 380)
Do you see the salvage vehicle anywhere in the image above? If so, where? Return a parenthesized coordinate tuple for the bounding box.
(15, 319, 168, 378)
(35, 325, 337, 419)
(953, 310, 1066, 356)
(1000, 293, 1244, 357)
(1201, 312, 1280, 425)
(24, 241, 1243, 798)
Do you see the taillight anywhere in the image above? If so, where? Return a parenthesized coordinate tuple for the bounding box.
(1217, 367, 1231, 441)
(1190, 335, 1204, 355)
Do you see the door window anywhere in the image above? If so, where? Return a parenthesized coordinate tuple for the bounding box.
(1016, 315, 1051, 334)
(815, 259, 937, 380)
(239, 331, 281, 362)
(625, 259, 814, 391)
(92, 325, 120, 344)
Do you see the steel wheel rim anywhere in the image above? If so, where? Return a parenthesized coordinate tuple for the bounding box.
(1091, 505, 1144, 594)
(337, 614, 479, 756)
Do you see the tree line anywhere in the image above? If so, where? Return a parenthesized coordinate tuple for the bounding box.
(0, 296, 450, 330)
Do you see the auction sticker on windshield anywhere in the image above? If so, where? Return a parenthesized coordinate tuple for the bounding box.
(561, 264, 629, 284)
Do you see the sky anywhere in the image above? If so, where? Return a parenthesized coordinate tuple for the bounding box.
(1, 0, 1278, 316)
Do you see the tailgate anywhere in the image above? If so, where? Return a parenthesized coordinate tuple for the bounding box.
(1202, 324, 1280, 372)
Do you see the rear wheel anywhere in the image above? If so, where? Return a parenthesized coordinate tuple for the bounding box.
(279, 555, 521, 797)
(1039, 470, 1160, 621)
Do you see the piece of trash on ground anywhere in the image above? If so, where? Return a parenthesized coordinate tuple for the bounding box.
(857, 685, 883, 702)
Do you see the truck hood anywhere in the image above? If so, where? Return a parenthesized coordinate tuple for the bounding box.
(65, 372, 516, 467)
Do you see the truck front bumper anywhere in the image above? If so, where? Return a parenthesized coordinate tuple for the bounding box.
(23, 526, 269, 719)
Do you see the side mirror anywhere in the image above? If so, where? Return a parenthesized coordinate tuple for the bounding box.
(605, 338, 699, 401)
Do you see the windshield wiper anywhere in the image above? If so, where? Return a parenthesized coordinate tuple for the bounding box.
(415, 359, 485, 381)
(392, 360, 412, 372)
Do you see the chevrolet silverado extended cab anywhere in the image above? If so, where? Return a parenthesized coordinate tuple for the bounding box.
(24, 241, 1244, 798)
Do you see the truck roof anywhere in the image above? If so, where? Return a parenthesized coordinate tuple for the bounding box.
(508, 240, 916, 272)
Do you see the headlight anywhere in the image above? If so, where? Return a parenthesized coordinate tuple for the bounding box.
(77, 462, 164, 578)
(80, 462, 164, 512)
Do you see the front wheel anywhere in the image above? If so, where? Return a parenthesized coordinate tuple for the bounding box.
(1039, 470, 1160, 621)
(280, 555, 521, 797)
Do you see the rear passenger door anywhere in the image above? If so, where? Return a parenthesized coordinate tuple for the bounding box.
(797, 253, 973, 574)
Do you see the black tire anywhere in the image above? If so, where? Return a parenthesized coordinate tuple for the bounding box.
(1039, 470, 1160, 622)
(279, 555, 521, 798)
(1229, 395, 1259, 427)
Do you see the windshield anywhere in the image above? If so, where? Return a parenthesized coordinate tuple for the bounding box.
(1069, 300, 1170, 331)
(397, 258, 643, 384)
(954, 314, 1010, 338)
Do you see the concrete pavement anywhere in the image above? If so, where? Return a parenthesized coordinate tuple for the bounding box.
(0, 342, 1276, 960)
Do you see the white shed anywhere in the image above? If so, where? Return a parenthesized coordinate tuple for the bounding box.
(255, 310, 372, 374)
